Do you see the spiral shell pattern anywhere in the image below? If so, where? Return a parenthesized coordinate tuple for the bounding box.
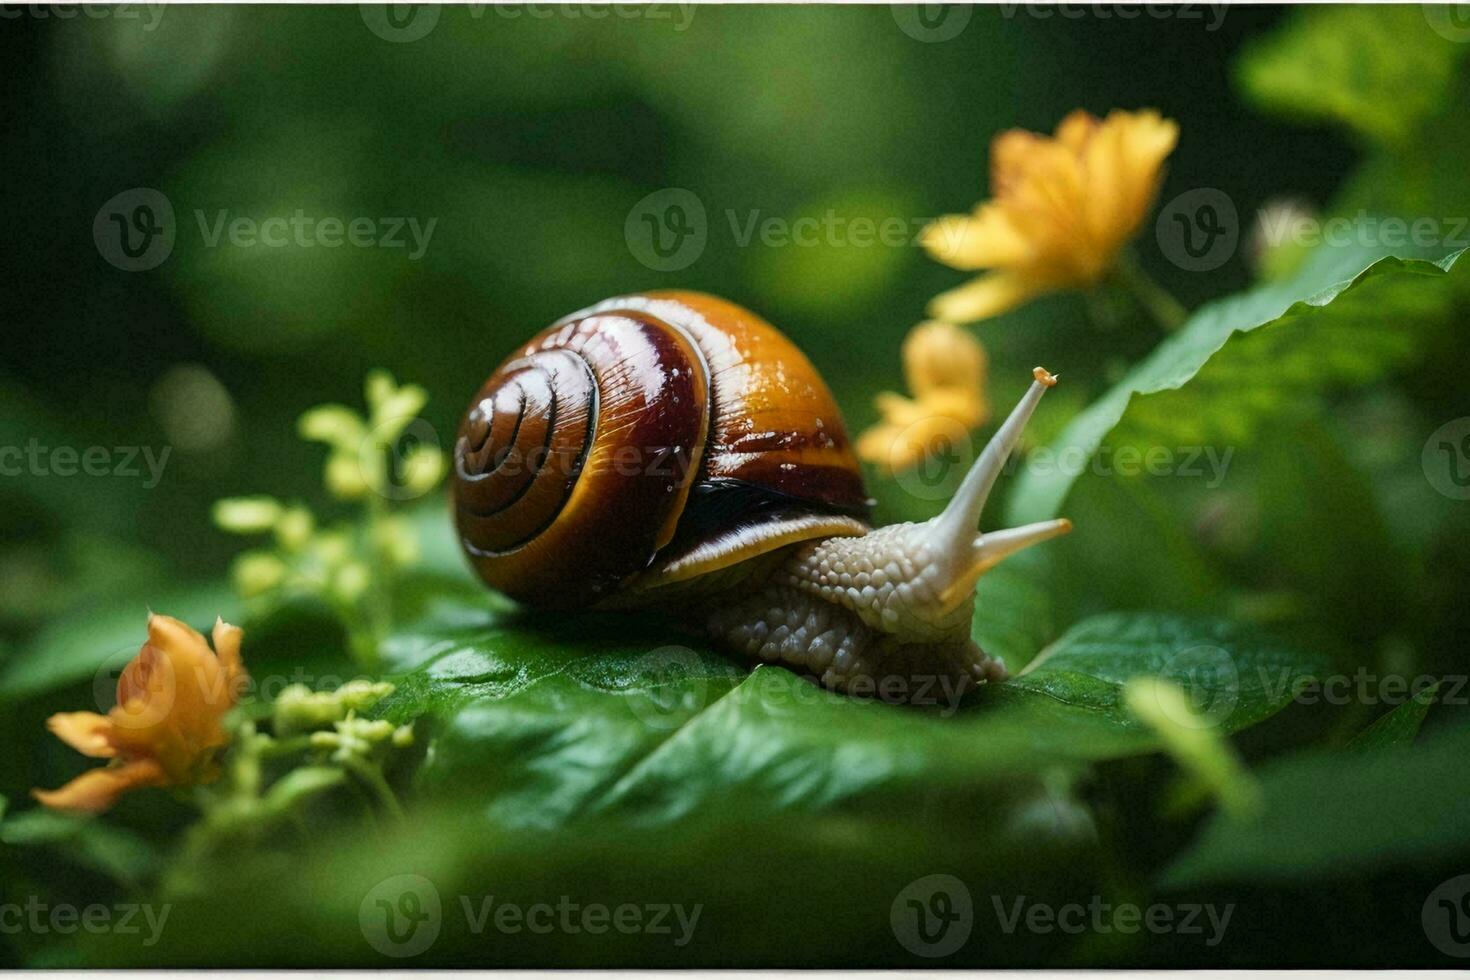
(454, 292, 868, 608)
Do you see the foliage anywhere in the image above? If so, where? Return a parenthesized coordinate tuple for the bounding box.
(1237, 4, 1467, 147)
(3, 4, 1470, 970)
(213, 371, 447, 667)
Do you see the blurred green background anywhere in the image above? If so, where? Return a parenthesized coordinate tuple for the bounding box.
(2, 2, 1334, 620)
(5, 4, 1470, 969)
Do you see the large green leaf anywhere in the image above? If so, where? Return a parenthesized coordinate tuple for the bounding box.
(1009, 246, 1465, 529)
(0, 582, 240, 702)
(385, 611, 1324, 833)
(1163, 720, 1470, 886)
(1213, 416, 1420, 663)
(1237, 4, 1466, 147)
(54, 612, 1327, 968)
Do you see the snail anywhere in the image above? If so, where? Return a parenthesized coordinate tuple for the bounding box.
(452, 291, 1070, 699)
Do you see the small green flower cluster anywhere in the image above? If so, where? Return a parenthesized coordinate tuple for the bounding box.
(298, 370, 445, 503)
(273, 678, 398, 735)
(212, 371, 446, 667)
(168, 679, 416, 893)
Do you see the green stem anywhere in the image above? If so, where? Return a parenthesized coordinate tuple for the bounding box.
(256, 734, 315, 759)
(357, 462, 392, 671)
(1112, 250, 1189, 333)
(341, 755, 405, 821)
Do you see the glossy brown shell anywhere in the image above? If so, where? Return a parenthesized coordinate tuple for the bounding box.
(452, 291, 871, 608)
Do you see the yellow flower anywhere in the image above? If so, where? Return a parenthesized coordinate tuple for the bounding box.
(34, 614, 247, 814)
(856, 321, 989, 472)
(921, 108, 1179, 323)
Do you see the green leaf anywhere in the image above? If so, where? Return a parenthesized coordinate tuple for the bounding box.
(1237, 5, 1467, 146)
(390, 611, 1323, 832)
(1347, 682, 1439, 750)
(57, 611, 1326, 968)
(0, 808, 160, 890)
(1009, 613, 1326, 736)
(968, 552, 1058, 672)
(1163, 720, 1470, 886)
(1009, 246, 1466, 529)
(1219, 416, 1420, 657)
(0, 582, 240, 701)
(380, 615, 747, 829)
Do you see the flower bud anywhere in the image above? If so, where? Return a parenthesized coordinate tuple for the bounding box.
(233, 551, 288, 598)
(273, 679, 396, 736)
(312, 531, 351, 567)
(213, 496, 283, 534)
(332, 561, 371, 602)
(401, 445, 446, 498)
(364, 370, 397, 412)
(371, 386, 430, 443)
(298, 404, 365, 451)
(324, 452, 369, 501)
(337, 679, 397, 712)
(273, 506, 316, 552)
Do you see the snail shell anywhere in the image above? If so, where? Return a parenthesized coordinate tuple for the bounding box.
(453, 291, 871, 608)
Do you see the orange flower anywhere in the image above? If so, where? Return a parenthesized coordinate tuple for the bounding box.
(34, 614, 247, 813)
(856, 321, 989, 472)
(921, 108, 1179, 323)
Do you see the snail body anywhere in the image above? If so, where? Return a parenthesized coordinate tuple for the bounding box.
(454, 291, 1069, 698)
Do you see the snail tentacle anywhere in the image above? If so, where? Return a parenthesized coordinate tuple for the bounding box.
(704, 369, 1069, 695)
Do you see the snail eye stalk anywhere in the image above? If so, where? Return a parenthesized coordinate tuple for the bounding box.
(926, 367, 1071, 610)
